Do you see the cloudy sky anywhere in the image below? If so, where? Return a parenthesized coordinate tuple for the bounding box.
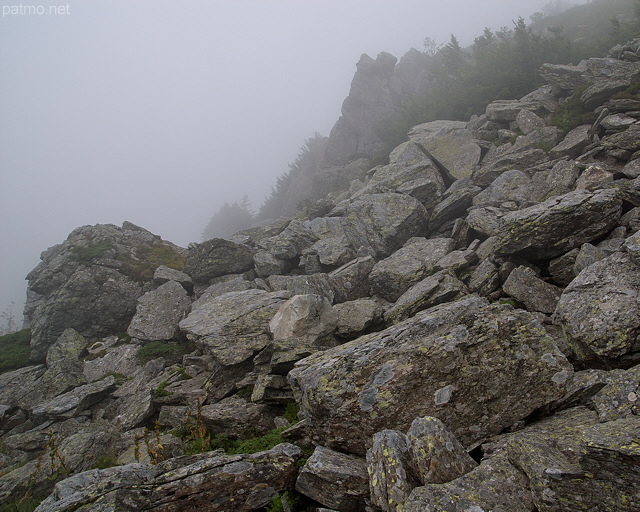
(1, 0, 569, 320)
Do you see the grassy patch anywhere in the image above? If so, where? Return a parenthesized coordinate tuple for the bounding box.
(0, 498, 42, 512)
(135, 341, 193, 364)
(612, 81, 640, 101)
(0, 329, 31, 373)
(116, 243, 185, 283)
(265, 491, 302, 512)
(93, 455, 118, 470)
(548, 88, 598, 134)
(70, 239, 113, 266)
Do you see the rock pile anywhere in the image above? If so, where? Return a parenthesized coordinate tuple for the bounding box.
(1, 38, 640, 512)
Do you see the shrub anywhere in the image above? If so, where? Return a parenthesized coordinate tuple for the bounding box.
(117, 243, 185, 283)
(0, 329, 31, 373)
(548, 88, 598, 134)
(70, 239, 113, 266)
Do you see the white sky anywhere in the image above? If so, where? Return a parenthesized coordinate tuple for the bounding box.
(0, 0, 561, 317)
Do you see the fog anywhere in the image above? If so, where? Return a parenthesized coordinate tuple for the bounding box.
(1, 0, 568, 320)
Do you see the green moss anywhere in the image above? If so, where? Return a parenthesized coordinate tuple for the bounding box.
(154, 380, 173, 397)
(283, 402, 300, 424)
(227, 427, 287, 455)
(70, 239, 113, 266)
(170, 367, 192, 379)
(0, 329, 32, 373)
(265, 491, 302, 512)
(93, 455, 118, 469)
(135, 341, 193, 364)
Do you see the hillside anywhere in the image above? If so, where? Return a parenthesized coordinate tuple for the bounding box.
(1, 24, 640, 512)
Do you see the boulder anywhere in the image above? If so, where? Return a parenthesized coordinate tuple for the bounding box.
(554, 252, 640, 366)
(334, 299, 384, 338)
(502, 266, 562, 314)
(295, 446, 370, 512)
(329, 256, 376, 302)
(289, 296, 573, 455)
(341, 193, 429, 259)
(127, 281, 191, 342)
(179, 289, 291, 366)
(153, 265, 193, 294)
(472, 170, 541, 208)
(472, 148, 548, 187)
(267, 274, 338, 303)
(495, 188, 622, 259)
(369, 238, 455, 301)
(183, 238, 255, 284)
(269, 294, 338, 347)
(385, 270, 469, 324)
(35, 443, 303, 512)
(592, 364, 640, 421)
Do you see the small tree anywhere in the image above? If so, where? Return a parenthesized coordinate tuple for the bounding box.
(202, 196, 255, 241)
(0, 302, 19, 336)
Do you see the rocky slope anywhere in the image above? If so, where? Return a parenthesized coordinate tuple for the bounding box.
(2, 38, 640, 511)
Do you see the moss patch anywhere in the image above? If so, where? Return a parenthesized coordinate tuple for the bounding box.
(117, 243, 185, 283)
(135, 341, 193, 364)
(70, 239, 113, 266)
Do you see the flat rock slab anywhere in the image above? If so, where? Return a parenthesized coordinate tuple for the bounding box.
(495, 188, 622, 259)
(289, 296, 573, 455)
(179, 289, 292, 366)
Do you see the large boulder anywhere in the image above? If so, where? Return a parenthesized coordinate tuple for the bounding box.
(289, 296, 573, 455)
(34, 443, 303, 512)
(127, 281, 191, 342)
(179, 289, 291, 366)
(494, 188, 622, 259)
(553, 252, 640, 366)
(24, 222, 185, 361)
(183, 238, 255, 284)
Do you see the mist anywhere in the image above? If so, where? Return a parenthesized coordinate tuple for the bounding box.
(0, 0, 573, 320)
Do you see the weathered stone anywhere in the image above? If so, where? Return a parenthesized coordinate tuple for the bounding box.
(0, 365, 44, 408)
(549, 248, 580, 286)
(30, 376, 116, 423)
(472, 170, 541, 208)
(407, 416, 477, 484)
(467, 258, 500, 296)
(495, 188, 622, 259)
(153, 265, 193, 293)
(82, 343, 140, 382)
(575, 165, 614, 190)
(516, 109, 546, 134)
(183, 238, 255, 284)
(179, 289, 291, 366)
(127, 281, 191, 342)
(295, 446, 369, 512)
(473, 148, 548, 187)
(289, 296, 573, 455)
(269, 294, 338, 346)
(267, 274, 338, 303)
(369, 238, 455, 301)
(466, 206, 506, 237)
(367, 430, 418, 512)
(549, 125, 593, 160)
(433, 249, 478, 273)
(333, 299, 383, 338)
(623, 229, 640, 265)
(24, 222, 185, 360)
(592, 364, 640, 421)
(543, 159, 581, 199)
(253, 250, 290, 278)
(503, 266, 562, 314)
(341, 193, 429, 259)
(408, 120, 482, 179)
(385, 270, 469, 324)
(197, 396, 278, 436)
(35, 443, 302, 512)
(622, 158, 640, 179)
(192, 277, 254, 309)
(554, 252, 640, 365)
(600, 113, 636, 131)
(402, 452, 533, 512)
(573, 242, 605, 275)
(429, 185, 480, 229)
(329, 256, 375, 302)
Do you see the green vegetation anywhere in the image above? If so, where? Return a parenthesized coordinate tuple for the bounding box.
(135, 341, 193, 364)
(70, 239, 113, 265)
(612, 81, 640, 101)
(548, 88, 599, 134)
(154, 380, 173, 397)
(0, 499, 42, 512)
(93, 455, 118, 469)
(283, 402, 299, 424)
(265, 491, 302, 512)
(202, 195, 255, 241)
(116, 243, 185, 283)
(0, 329, 31, 373)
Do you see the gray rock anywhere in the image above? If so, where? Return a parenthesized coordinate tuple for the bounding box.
(192, 277, 254, 309)
(600, 113, 636, 131)
(495, 188, 622, 259)
(573, 242, 605, 275)
(269, 294, 338, 346)
(592, 364, 640, 421)
(472, 170, 541, 208)
(0, 365, 45, 408)
(516, 109, 546, 134)
(82, 343, 140, 382)
(406, 416, 477, 484)
(198, 396, 278, 436)
(408, 120, 482, 179)
(369, 238, 455, 301)
(30, 376, 116, 423)
(127, 281, 191, 342)
(467, 259, 500, 296)
(549, 248, 580, 286)
(554, 252, 640, 365)
(329, 256, 376, 302)
(503, 266, 562, 314)
(333, 299, 383, 338)
(367, 429, 418, 512)
(473, 148, 548, 187)
(403, 452, 533, 512)
(153, 265, 193, 293)
(179, 289, 291, 366)
(429, 185, 480, 230)
(623, 230, 640, 265)
(289, 296, 573, 455)
(295, 446, 370, 512)
(342, 193, 429, 259)
(575, 165, 614, 190)
(433, 249, 478, 273)
(385, 270, 469, 324)
(267, 274, 338, 303)
(543, 159, 581, 199)
(24, 222, 185, 360)
(549, 125, 592, 160)
(253, 249, 291, 278)
(622, 158, 640, 179)
(35, 443, 302, 512)
(183, 238, 255, 284)
(465, 206, 506, 237)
